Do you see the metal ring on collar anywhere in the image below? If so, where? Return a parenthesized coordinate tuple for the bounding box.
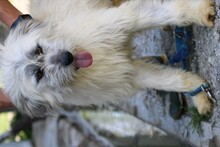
(184, 83, 216, 103)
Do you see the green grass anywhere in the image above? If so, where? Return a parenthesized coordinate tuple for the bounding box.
(0, 71, 9, 135)
(187, 107, 211, 134)
(0, 112, 13, 135)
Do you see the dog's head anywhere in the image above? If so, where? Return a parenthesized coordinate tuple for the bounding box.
(0, 15, 93, 117)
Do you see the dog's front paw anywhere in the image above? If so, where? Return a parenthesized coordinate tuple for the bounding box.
(196, 0, 215, 27)
(193, 92, 212, 115)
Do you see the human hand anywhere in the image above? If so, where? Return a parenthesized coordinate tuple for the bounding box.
(0, 0, 22, 27)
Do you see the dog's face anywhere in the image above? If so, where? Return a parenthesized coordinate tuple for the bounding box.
(0, 15, 92, 117)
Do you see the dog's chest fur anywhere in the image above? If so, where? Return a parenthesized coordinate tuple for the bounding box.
(29, 0, 136, 105)
(68, 53, 135, 105)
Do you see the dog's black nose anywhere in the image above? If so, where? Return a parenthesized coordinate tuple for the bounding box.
(60, 51, 74, 66)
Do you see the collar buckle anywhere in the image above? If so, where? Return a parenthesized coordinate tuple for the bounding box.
(200, 84, 216, 103)
(185, 83, 217, 104)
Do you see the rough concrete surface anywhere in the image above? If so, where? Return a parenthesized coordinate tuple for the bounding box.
(124, 1, 220, 147)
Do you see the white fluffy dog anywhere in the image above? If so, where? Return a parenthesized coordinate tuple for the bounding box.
(0, 0, 215, 117)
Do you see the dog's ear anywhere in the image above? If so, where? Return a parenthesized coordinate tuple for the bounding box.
(14, 96, 57, 118)
(25, 99, 55, 118)
(10, 14, 33, 29)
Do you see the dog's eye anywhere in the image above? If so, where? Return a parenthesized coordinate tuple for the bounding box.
(35, 68, 44, 83)
(35, 45, 43, 55)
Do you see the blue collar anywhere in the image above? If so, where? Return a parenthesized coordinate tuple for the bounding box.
(184, 83, 209, 96)
(184, 83, 216, 103)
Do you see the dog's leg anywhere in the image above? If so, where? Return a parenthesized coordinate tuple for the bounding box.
(118, 0, 215, 31)
(132, 60, 212, 115)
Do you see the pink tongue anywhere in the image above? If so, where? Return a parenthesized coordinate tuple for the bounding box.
(75, 51, 93, 68)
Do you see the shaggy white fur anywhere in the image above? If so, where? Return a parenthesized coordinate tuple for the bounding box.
(0, 0, 215, 117)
